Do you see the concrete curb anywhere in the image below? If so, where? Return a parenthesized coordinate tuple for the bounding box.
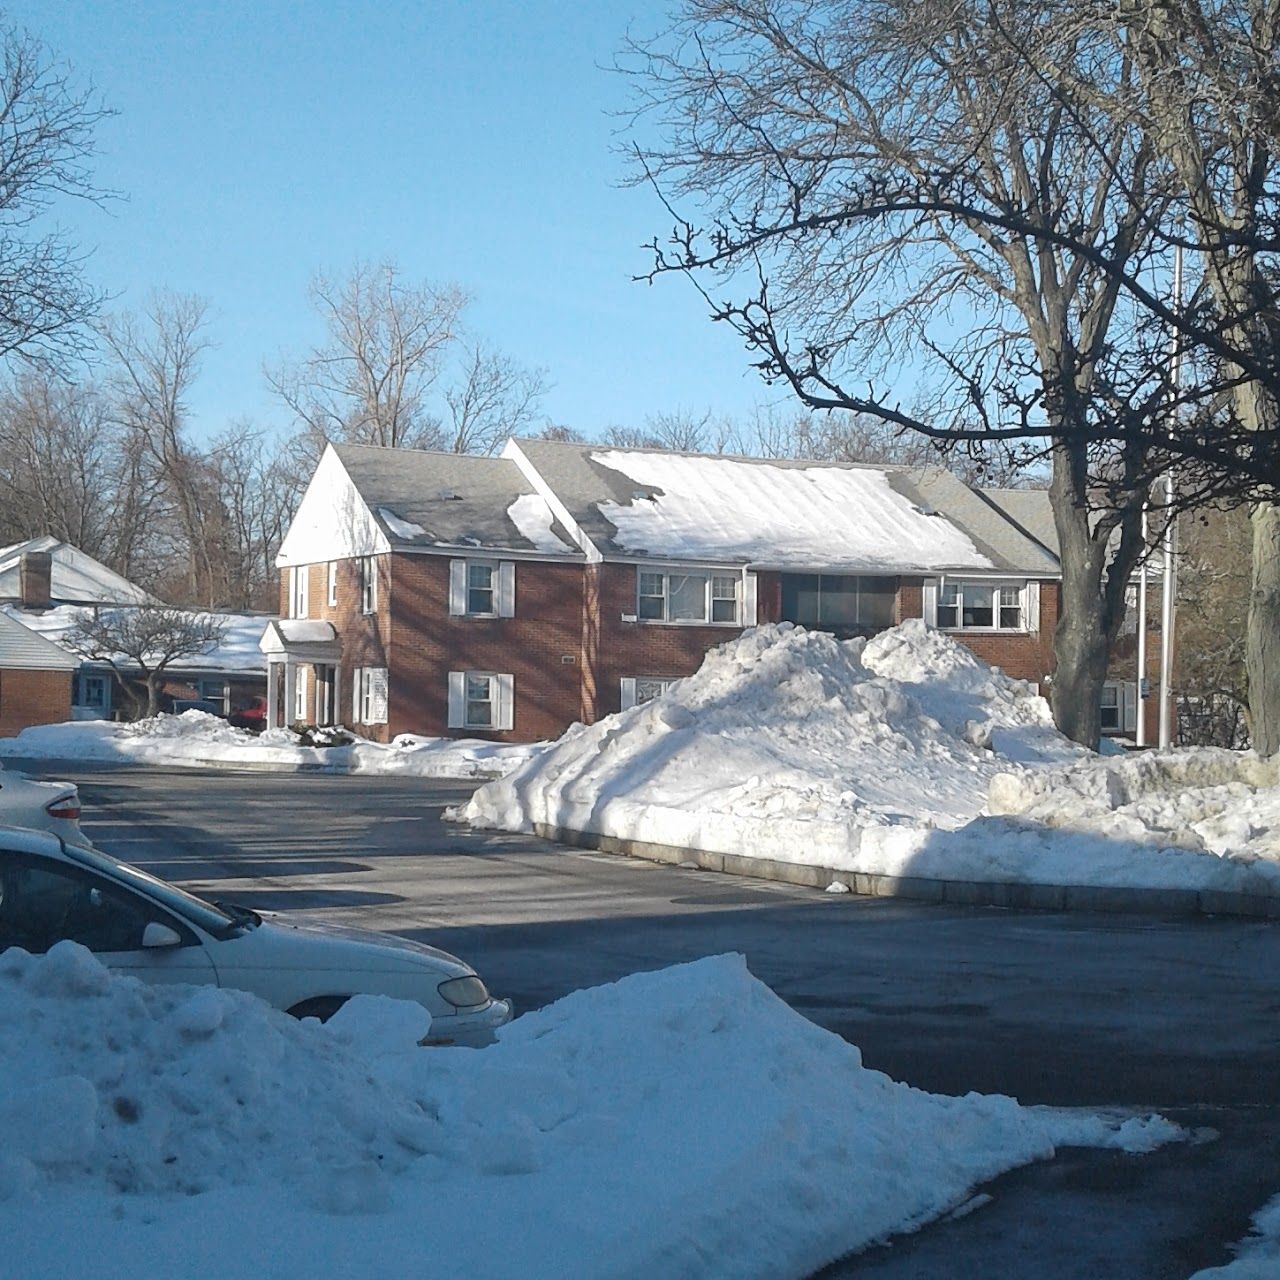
(533, 823, 1280, 920)
(0, 753, 506, 781)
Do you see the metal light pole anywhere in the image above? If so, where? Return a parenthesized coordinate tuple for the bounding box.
(1136, 512, 1148, 747)
(1158, 242, 1182, 750)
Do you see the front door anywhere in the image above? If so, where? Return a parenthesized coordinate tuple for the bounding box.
(315, 664, 336, 726)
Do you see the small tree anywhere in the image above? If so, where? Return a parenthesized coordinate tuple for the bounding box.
(65, 607, 227, 719)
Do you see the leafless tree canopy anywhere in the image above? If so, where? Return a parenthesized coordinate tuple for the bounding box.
(269, 260, 547, 457)
(64, 606, 227, 718)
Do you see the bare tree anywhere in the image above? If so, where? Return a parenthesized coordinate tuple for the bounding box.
(64, 606, 227, 719)
(0, 25, 111, 366)
(269, 261, 466, 452)
(444, 341, 548, 454)
(624, 0, 1179, 747)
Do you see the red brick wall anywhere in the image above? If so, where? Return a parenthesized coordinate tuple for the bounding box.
(281, 558, 391, 736)
(0, 668, 73, 737)
(948, 583, 1059, 686)
(387, 554, 584, 743)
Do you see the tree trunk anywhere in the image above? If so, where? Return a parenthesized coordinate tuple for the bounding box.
(1247, 500, 1280, 756)
(146, 674, 161, 719)
(1051, 545, 1111, 750)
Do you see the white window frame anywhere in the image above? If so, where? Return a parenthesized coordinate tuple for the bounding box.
(352, 666, 388, 725)
(290, 565, 309, 619)
(935, 579, 1029, 633)
(449, 559, 516, 618)
(1101, 681, 1138, 735)
(447, 670, 515, 730)
(327, 561, 338, 607)
(359, 556, 377, 615)
(632, 567, 740, 626)
(620, 676, 681, 710)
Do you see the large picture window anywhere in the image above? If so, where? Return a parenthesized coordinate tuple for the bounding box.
(937, 582, 1024, 631)
(780, 574, 896, 632)
(635, 569, 740, 625)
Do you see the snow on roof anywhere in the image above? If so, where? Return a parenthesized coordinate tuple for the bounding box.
(588, 450, 995, 571)
(0, 537, 154, 606)
(1, 605, 270, 674)
(506, 493, 573, 555)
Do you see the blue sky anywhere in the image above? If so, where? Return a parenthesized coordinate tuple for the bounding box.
(11, 1, 778, 443)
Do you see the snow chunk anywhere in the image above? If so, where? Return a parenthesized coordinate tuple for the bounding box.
(376, 506, 427, 540)
(507, 492, 572, 553)
(592, 450, 994, 570)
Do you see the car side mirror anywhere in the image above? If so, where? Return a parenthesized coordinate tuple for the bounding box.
(142, 921, 183, 949)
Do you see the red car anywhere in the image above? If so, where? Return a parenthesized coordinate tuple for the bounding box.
(228, 696, 268, 732)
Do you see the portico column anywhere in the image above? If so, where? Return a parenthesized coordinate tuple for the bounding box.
(266, 660, 280, 731)
(283, 660, 297, 728)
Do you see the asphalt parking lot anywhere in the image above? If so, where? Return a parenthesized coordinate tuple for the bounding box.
(16, 759, 1280, 1278)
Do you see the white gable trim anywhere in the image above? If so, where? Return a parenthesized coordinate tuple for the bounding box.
(502, 439, 601, 564)
(277, 445, 392, 568)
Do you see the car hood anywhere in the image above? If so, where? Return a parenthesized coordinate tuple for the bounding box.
(238, 911, 475, 977)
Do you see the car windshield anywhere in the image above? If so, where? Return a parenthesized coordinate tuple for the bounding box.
(60, 843, 242, 936)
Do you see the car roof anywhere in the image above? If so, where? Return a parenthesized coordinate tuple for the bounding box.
(0, 825, 67, 857)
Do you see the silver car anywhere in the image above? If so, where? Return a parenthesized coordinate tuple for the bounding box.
(0, 825, 512, 1046)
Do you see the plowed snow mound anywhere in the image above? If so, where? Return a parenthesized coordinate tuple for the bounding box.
(456, 621, 1086, 865)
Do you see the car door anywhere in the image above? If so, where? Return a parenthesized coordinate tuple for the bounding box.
(0, 853, 218, 988)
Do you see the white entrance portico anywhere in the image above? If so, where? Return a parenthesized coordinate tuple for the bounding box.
(258, 620, 342, 731)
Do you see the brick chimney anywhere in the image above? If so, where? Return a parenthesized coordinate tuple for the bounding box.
(18, 551, 53, 610)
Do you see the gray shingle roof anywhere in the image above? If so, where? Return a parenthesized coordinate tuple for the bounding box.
(333, 444, 581, 556)
(509, 437, 1061, 575)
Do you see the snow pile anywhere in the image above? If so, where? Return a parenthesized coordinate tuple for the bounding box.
(989, 749, 1280, 859)
(0, 711, 541, 780)
(457, 621, 1088, 869)
(0, 943, 1178, 1280)
(1190, 1194, 1280, 1278)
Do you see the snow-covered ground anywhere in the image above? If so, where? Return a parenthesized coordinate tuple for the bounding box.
(0, 943, 1178, 1280)
(0, 711, 539, 780)
(457, 621, 1280, 895)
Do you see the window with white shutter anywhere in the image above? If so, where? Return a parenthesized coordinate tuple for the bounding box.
(449, 559, 515, 617)
(448, 671, 514, 730)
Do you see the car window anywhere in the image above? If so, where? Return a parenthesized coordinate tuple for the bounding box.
(0, 855, 192, 955)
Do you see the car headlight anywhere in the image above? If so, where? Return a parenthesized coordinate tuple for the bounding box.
(437, 975, 490, 1008)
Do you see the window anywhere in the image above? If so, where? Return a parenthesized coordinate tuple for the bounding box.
(79, 674, 110, 710)
(0, 856, 189, 956)
(351, 667, 388, 724)
(1100, 685, 1122, 733)
(465, 673, 495, 728)
(199, 679, 228, 715)
(447, 671, 514, 730)
(937, 581, 1026, 631)
(327, 561, 338, 607)
(633, 568, 740, 625)
(449, 559, 515, 617)
(780, 574, 896, 632)
(467, 562, 495, 615)
(620, 676, 680, 710)
(359, 557, 377, 614)
(290, 566, 308, 619)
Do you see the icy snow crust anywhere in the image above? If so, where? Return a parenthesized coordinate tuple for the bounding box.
(459, 621, 1280, 894)
(0, 943, 1177, 1280)
(0, 711, 540, 780)
(1190, 1194, 1280, 1278)
(591, 450, 994, 569)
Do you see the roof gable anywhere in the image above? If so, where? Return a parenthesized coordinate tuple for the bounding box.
(277, 445, 392, 567)
(0, 609, 79, 671)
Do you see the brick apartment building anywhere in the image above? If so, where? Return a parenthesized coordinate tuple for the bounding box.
(268, 437, 1154, 744)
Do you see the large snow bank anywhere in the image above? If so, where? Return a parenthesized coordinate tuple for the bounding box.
(0, 943, 1177, 1280)
(456, 622, 1280, 895)
(455, 621, 1087, 868)
(0, 710, 540, 780)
